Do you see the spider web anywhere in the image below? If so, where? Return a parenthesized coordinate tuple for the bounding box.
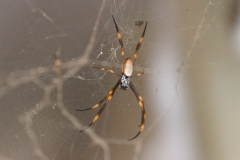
(1, 0, 240, 160)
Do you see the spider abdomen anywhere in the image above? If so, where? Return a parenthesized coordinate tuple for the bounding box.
(121, 75, 130, 90)
(124, 58, 133, 76)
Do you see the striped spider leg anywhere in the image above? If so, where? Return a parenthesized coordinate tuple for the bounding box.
(77, 79, 121, 131)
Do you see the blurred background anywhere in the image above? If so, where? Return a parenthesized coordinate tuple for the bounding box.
(1, 0, 240, 160)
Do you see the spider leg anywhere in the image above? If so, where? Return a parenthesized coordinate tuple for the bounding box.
(76, 79, 121, 111)
(92, 67, 121, 77)
(76, 96, 107, 111)
(112, 15, 124, 74)
(133, 21, 148, 67)
(79, 79, 121, 132)
(128, 81, 145, 140)
(131, 71, 145, 78)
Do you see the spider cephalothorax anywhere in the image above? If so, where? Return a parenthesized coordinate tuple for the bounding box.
(77, 15, 147, 140)
(121, 75, 130, 90)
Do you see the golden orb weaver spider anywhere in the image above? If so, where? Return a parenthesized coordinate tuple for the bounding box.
(76, 15, 148, 140)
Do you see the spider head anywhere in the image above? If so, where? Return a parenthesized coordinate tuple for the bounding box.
(124, 58, 133, 77)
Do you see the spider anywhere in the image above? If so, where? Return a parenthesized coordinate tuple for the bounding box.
(76, 15, 148, 140)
